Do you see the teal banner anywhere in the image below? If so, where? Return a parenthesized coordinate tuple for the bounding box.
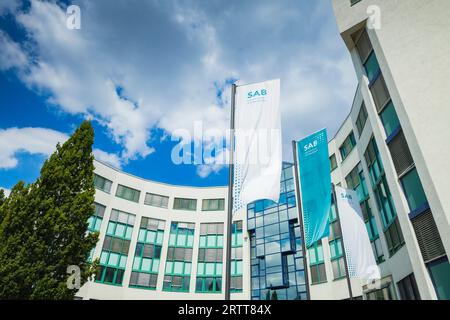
(296, 129, 331, 248)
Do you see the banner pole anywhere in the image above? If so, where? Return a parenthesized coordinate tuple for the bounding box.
(224, 83, 237, 301)
(291, 140, 311, 300)
(331, 183, 354, 300)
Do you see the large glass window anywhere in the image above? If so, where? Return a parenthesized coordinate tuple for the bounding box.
(328, 202, 346, 280)
(380, 101, 400, 138)
(196, 223, 224, 293)
(248, 163, 307, 300)
(308, 241, 327, 284)
(401, 168, 428, 213)
(115, 184, 140, 203)
(329, 154, 338, 172)
(96, 209, 135, 286)
(144, 192, 169, 208)
(173, 198, 197, 211)
(428, 257, 450, 300)
(202, 199, 225, 211)
(94, 174, 112, 193)
(88, 202, 105, 233)
(365, 138, 404, 256)
(364, 51, 381, 83)
(130, 217, 165, 290)
(163, 222, 195, 292)
(397, 273, 420, 300)
(231, 221, 243, 293)
(339, 132, 356, 161)
(356, 103, 368, 136)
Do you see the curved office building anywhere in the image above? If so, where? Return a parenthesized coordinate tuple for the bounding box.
(77, 159, 250, 300)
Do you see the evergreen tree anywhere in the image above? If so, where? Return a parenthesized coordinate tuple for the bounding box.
(0, 121, 99, 299)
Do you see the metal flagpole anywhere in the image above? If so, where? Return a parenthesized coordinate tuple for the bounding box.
(291, 141, 311, 300)
(224, 83, 237, 301)
(331, 183, 354, 300)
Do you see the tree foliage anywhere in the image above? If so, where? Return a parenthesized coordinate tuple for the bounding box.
(0, 121, 99, 299)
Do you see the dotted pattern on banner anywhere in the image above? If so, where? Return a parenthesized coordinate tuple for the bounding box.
(345, 250, 358, 277)
(232, 164, 245, 214)
(316, 130, 326, 145)
(303, 206, 311, 246)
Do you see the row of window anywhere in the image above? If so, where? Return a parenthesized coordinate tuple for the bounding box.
(91, 206, 243, 292)
(94, 173, 225, 212)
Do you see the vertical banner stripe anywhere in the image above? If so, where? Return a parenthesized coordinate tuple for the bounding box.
(296, 128, 331, 247)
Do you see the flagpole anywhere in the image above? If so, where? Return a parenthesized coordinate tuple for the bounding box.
(224, 83, 237, 301)
(331, 183, 353, 300)
(291, 140, 311, 300)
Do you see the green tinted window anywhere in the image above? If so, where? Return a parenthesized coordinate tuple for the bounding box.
(401, 168, 428, 212)
(364, 51, 380, 83)
(380, 102, 401, 137)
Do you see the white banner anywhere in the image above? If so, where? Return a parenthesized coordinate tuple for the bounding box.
(335, 186, 381, 281)
(233, 79, 282, 213)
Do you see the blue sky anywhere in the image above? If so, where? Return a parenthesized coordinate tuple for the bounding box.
(0, 0, 356, 194)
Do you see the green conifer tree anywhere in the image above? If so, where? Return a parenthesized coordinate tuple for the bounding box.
(0, 121, 98, 299)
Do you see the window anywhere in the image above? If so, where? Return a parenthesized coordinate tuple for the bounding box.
(115, 184, 140, 203)
(355, 103, 368, 136)
(380, 101, 400, 138)
(365, 138, 384, 185)
(88, 202, 105, 232)
(202, 198, 225, 211)
(248, 163, 308, 300)
(94, 174, 112, 193)
(328, 202, 346, 280)
(173, 198, 197, 211)
(384, 217, 404, 256)
(163, 222, 195, 292)
(370, 74, 391, 112)
(364, 51, 380, 83)
(365, 283, 396, 300)
(196, 223, 224, 293)
(96, 209, 135, 286)
(339, 132, 356, 161)
(130, 217, 165, 290)
(231, 221, 243, 293)
(397, 273, 420, 300)
(365, 138, 404, 256)
(387, 130, 414, 176)
(427, 256, 450, 300)
(401, 168, 428, 213)
(308, 241, 327, 284)
(144, 192, 169, 208)
(329, 154, 338, 172)
(354, 29, 372, 64)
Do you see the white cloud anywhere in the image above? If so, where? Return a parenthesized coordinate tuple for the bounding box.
(0, 187, 11, 197)
(0, 0, 357, 177)
(0, 127, 69, 169)
(0, 126, 121, 171)
(93, 148, 122, 169)
(0, 31, 28, 70)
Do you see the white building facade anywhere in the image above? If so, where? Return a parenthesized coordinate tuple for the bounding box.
(77, 160, 250, 300)
(308, 0, 450, 300)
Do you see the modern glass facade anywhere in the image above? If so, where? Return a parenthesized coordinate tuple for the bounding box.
(247, 163, 307, 300)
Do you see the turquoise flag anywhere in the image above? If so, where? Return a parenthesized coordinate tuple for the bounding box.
(296, 129, 331, 248)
